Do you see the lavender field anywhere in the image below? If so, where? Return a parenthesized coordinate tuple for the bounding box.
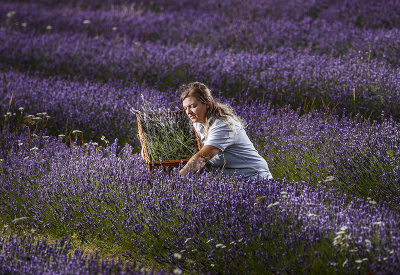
(1, 0, 400, 274)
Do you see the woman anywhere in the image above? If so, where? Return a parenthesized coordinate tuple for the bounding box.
(179, 82, 273, 181)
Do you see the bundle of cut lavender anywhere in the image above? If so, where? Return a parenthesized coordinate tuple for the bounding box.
(130, 100, 198, 162)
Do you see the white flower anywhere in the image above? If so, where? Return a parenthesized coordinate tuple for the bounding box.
(42, 136, 49, 139)
(363, 258, 368, 262)
(355, 259, 363, 264)
(280, 191, 288, 195)
(0, 159, 4, 162)
(46, 25, 52, 30)
(46, 115, 51, 119)
(216, 243, 226, 248)
(18, 107, 24, 111)
(173, 268, 182, 275)
(24, 156, 29, 160)
(58, 134, 66, 137)
(267, 201, 279, 208)
(308, 213, 318, 218)
(230, 241, 236, 245)
(92, 142, 98, 146)
(7, 11, 15, 18)
(6, 112, 12, 117)
(184, 238, 192, 243)
(30, 147, 38, 152)
(18, 142, 23, 146)
(33, 117, 42, 121)
(374, 221, 384, 226)
(365, 239, 371, 244)
(238, 238, 243, 242)
(369, 200, 377, 205)
(206, 239, 213, 244)
(21, 23, 27, 27)
(83, 20, 91, 24)
(210, 264, 215, 267)
(112, 26, 118, 31)
(340, 226, 348, 231)
(324, 176, 335, 182)
(342, 259, 348, 267)
(173, 253, 182, 259)
(72, 130, 82, 134)
(36, 113, 42, 116)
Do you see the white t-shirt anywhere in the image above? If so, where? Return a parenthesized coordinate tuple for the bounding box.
(193, 117, 273, 181)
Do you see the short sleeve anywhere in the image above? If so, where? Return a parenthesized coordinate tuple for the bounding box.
(204, 121, 235, 152)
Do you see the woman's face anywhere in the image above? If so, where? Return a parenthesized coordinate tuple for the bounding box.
(182, 96, 209, 124)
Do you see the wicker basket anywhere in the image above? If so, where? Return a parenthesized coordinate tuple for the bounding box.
(137, 110, 202, 172)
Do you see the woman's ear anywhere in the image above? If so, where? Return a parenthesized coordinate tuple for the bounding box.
(206, 99, 211, 109)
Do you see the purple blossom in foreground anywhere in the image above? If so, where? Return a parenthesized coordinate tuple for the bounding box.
(0, 233, 166, 274)
(1, 128, 400, 273)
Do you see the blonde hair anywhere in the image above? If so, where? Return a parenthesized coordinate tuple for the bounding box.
(180, 82, 246, 140)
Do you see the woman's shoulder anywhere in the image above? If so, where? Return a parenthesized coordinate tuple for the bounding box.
(216, 116, 241, 126)
(210, 116, 241, 132)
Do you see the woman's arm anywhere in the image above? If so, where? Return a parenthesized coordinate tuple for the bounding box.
(179, 145, 220, 176)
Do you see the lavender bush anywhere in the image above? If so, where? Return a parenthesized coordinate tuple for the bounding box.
(0, 233, 167, 274)
(1, 39, 400, 120)
(1, 109, 400, 272)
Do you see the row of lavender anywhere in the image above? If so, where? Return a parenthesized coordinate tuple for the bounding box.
(1, 125, 400, 273)
(3, 0, 400, 37)
(2, 1, 400, 60)
(0, 232, 168, 274)
(1, 31, 399, 120)
(2, 71, 400, 200)
(2, 1, 400, 65)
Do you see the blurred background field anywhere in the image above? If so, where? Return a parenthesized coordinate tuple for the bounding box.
(1, 0, 400, 274)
